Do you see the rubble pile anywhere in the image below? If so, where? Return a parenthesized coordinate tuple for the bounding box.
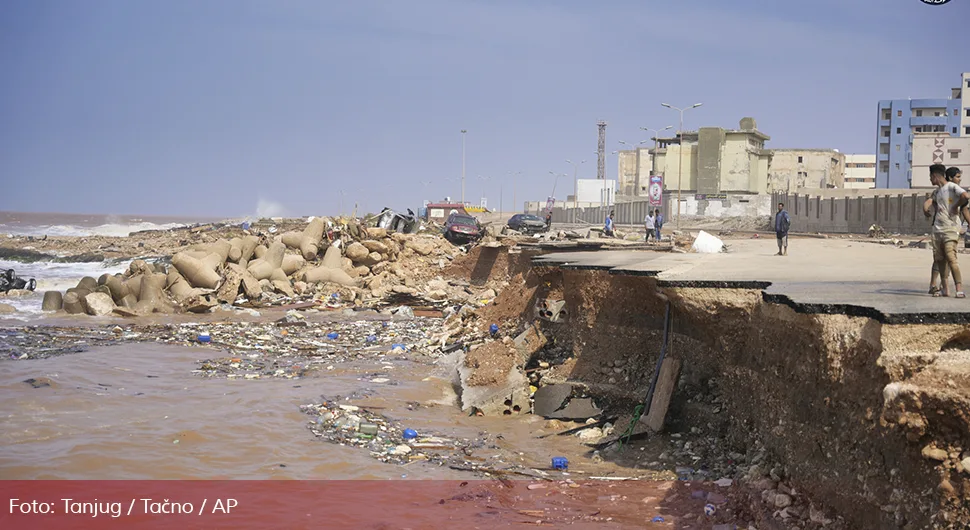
(36, 217, 507, 317)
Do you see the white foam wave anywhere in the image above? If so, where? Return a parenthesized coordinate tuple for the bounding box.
(1, 222, 187, 238)
(0, 259, 131, 317)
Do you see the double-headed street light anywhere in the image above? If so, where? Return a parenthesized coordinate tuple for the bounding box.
(661, 103, 703, 229)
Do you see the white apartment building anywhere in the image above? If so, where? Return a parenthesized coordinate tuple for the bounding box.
(843, 154, 876, 189)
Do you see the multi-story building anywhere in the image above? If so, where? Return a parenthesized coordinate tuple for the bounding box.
(767, 149, 845, 192)
(875, 72, 970, 188)
(647, 117, 772, 195)
(842, 154, 876, 189)
(911, 134, 970, 187)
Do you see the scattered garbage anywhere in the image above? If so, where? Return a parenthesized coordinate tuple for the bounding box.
(197, 333, 211, 343)
(402, 428, 418, 440)
(489, 323, 499, 335)
(704, 503, 716, 516)
(651, 516, 665, 523)
(327, 332, 339, 340)
(551, 457, 568, 470)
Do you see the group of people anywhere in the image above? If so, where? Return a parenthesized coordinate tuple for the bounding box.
(0, 269, 37, 293)
(599, 209, 664, 240)
(924, 164, 967, 298)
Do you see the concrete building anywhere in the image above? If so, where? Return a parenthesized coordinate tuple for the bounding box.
(648, 117, 772, 196)
(767, 149, 845, 192)
(843, 154, 876, 189)
(911, 134, 970, 187)
(875, 72, 970, 188)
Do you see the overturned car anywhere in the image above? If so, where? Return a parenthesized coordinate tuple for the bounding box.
(377, 208, 421, 234)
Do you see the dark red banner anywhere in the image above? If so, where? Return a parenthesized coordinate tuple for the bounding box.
(0, 479, 724, 529)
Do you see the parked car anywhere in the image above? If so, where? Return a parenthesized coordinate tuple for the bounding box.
(507, 214, 548, 234)
(443, 213, 482, 243)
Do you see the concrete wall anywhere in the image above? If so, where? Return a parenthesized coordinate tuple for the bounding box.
(550, 194, 773, 225)
(696, 127, 724, 194)
(768, 149, 845, 192)
(962, 73, 970, 136)
(662, 143, 698, 193)
(773, 190, 934, 235)
(912, 135, 970, 187)
(617, 150, 638, 196)
(721, 133, 770, 193)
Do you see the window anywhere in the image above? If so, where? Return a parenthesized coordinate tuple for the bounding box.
(882, 110, 891, 120)
(966, 126, 970, 135)
(883, 129, 891, 137)
(934, 111, 941, 117)
(950, 151, 960, 159)
(797, 156, 803, 163)
(967, 79, 970, 88)
(916, 110, 923, 117)
(955, 128, 959, 134)
(896, 127, 901, 134)
(895, 163, 900, 170)
(897, 110, 902, 117)
(915, 127, 923, 132)
(966, 109, 970, 117)
(895, 145, 900, 151)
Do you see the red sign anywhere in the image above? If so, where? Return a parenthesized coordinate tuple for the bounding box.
(648, 176, 663, 207)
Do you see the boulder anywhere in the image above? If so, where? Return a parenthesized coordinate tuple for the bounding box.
(406, 239, 435, 256)
(359, 252, 383, 267)
(366, 227, 387, 239)
(83, 292, 115, 316)
(362, 240, 389, 254)
(345, 242, 370, 262)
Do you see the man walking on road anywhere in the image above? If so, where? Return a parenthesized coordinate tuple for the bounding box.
(644, 211, 655, 241)
(774, 202, 790, 256)
(604, 211, 615, 238)
(654, 209, 664, 241)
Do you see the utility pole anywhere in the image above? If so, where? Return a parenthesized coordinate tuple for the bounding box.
(508, 171, 521, 214)
(461, 129, 467, 205)
(661, 103, 703, 229)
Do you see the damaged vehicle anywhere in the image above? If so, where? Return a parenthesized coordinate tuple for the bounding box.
(507, 213, 548, 235)
(377, 208, 421, 234)
(443, 212, 482, 243)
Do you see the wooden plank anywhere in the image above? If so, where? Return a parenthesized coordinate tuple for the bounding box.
(641, 357, 682, 433)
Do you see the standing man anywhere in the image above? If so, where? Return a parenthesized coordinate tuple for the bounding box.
(644, 210, 655, 241)
(774, 202, 790, 256)
(924, 164, 969, 297)
(604, 211, 615, 237)
(654, 209, 664, 241)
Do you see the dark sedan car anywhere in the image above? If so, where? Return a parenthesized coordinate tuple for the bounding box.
(443, 213, 482, 243)
(507, 214, 548, 234)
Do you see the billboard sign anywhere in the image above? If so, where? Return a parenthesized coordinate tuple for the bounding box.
(648, 176, 663, 206)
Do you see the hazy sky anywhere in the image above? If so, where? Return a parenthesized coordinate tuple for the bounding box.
(1, 0, 968, 218)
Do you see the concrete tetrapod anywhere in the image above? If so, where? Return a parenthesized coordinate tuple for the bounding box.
(62, 292, 84, 314)
(133, 272, 173, 314)
(228, 236, 259, 266)
(281, 254, 306, 276)
(166, 269, 206, 302)
(102, 275, 132, 303)
(247, 242, 285, 281)
(171, 252, 221, 289)
(42, 291, 63, 311)
(281, 217, 325, 261)
(302, 245, 356, 287)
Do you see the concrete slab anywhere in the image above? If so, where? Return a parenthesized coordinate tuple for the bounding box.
(532, 239, 970, 324)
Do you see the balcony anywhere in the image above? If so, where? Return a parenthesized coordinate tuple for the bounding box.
(910, 116, 948, 127)
(879, 136, 890, 144)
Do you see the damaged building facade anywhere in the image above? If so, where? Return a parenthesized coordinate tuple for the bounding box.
(766, 148, 845, 192)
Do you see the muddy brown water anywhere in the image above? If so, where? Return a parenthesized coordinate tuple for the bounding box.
(0, 342, 750, 528)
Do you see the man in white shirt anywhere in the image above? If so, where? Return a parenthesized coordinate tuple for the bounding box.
(644, 212, 655, 241)
(924, 164, 970, 297)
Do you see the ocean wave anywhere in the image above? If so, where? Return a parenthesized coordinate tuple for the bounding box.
(0, 222, 188, 238)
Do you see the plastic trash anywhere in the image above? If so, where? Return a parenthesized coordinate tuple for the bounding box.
(391, 343, 406, 351)
(365, 335, 377, 343)
(704, 503, 716, 516)
(198, 333, 211, 343)
(331, 293, 339, 301)
(327, 332, 339, 340)
(651, 516, 665, 523)
(691, 231, 724, 254)
(489, 323, 499, 335)
(551, 457, 568, 470)
(402, 428, 418, 440)
(241, 222, 251, 230)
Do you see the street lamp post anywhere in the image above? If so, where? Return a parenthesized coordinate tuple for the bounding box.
(508, 171, 522, 214)
(661, 103, 703, 229)
(461, 130, 467, 205)
(565, 159, 586, 224)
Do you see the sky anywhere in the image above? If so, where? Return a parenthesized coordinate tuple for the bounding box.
(1, 0, 968, 218)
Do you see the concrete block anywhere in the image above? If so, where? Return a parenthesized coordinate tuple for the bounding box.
(41, 291, 63, 311)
